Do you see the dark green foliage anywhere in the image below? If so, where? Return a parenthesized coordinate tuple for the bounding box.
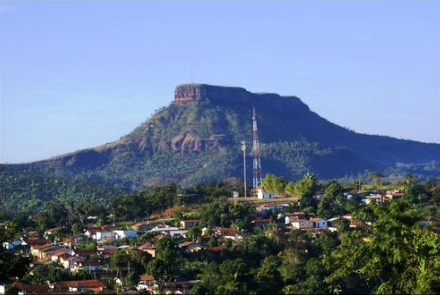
(0, 222, 32, 282)
(192, 258, 252, 294)
(22, 263, 91, 284)
(0, 166, 127, 214)
(147, 236, 183, 283)
(262, 174, 287, 195)
(198, 197, 254, 228)
(2, 176, 440, 294)
(324, 199, 440, 294)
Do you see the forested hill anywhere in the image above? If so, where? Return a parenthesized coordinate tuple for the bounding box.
(3, 83, 440, 190)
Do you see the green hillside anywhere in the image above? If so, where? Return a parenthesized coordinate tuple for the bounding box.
(1, 84, 439, 211)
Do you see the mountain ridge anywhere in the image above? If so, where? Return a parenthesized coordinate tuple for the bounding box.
(3, 83, 440, 189)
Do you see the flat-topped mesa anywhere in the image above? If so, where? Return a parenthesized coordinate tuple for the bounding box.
(174, 83, 249, 104)
(173, 83, 309, 112)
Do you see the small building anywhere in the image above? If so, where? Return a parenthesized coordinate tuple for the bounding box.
(12, 282, 49, 294)
(132, 222, 151, 232)
(256, 203, 289, 212)
(84, 227, 115, 241)
(137, 274, 156, 292)
(309, 218, 327, 229)
(30, 244, 56, 260)
(54, 279, 107, 293)
(72, 261, 105, 273)
(251, 218, 272, 229)
(180, 220, 199, 229)
(97, 245, 118, 255)
(364, 193, 385, 204)
(291, 219, 313, 230)
(168, 230, 188, 238)
(179, 241, 203, 252)
(138, 242, 156, 257)
(3, 239, 22, 251)
(285, 212, 306, 224)
(114, 229, 138, 239)
(257, 188, 275, 199)
(60, 256, 84, 270)
(385, 189, 405, 201)
(46, 248, 75, 262)
(43, 228, 59, 238)
(149, 225, 179, 234)
(214, 227, 241, 240)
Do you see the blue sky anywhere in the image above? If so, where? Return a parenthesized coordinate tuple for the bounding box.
(1, 0, 439, 163)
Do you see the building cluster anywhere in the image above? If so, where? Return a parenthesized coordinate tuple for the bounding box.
(3, 187, 434, 294)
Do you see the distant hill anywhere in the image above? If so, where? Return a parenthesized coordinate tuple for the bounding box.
(3, 83, 440, 191)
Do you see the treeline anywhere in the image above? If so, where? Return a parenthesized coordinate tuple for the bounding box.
(2, 174, 440, 293)
(0, 180, 241, 234)
(0, 166, 128, 214)
(188, 200, 440, 294)
(262, 172, 440, 214)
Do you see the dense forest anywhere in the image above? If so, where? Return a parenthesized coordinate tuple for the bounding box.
(1, 173, 440, 294)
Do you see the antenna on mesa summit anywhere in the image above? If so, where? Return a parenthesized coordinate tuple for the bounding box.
(191, 63, 194, 84)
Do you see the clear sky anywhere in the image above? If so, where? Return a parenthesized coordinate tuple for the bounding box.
(1, 0, 439, 163)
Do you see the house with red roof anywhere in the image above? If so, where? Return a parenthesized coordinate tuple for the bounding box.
(53, 279, 107, 292)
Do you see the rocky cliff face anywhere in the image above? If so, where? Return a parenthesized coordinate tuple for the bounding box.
(174, 84, 249, 104)
(174, 84, 308, 114)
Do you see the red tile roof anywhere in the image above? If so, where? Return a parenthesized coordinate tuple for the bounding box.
(139, 274, 155, 281)
(206, 246, 223, 252)
(56, 279, 107, 289)
(138, 241, 156, 249)
(12, 282, 49, 293)
(24, 237, 50, 246)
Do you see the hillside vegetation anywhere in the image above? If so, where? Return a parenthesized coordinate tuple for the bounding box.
(1, 84, 439, 210)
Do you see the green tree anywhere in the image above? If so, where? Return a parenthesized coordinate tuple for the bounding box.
(317, 196, 335, 219)
(109, 251, 131, 277)
(256, 255, 282, 294)
(278, 247, 307, 286)
(0, 222, 32, 281)
(324, 200, 440, 294)
(286, 173, 319, 212)
(195, 259, 251, 294)
(147, 237, 183, 283)
(186, 227, 201, 242)
(262, 174, 287, 196)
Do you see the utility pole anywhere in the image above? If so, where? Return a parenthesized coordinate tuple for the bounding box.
(241, 141, 247, 198)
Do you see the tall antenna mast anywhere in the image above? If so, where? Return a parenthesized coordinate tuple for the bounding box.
(252, 107, 262, 191)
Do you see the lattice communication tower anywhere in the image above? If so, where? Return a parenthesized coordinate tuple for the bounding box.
(252, 107, 263, 189)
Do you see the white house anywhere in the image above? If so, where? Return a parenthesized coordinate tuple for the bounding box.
(364, 193, 384, 204)
(180, 220, 199, 229)
(137, 274, 156, 292)
(291, 219, 313, 230)
(168, 230, 188, 238)
(256, 203, 289, 212)
(257, 188, 275, 199)
(149, 225, 179, 233)
(309, 218, 327, 229)
(61, 256, 84, 270)
(114, 230, 138, 239)
(3, 239, 22, 251)
(84, 228, 115, 241)
(284, 212, 306, 225)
